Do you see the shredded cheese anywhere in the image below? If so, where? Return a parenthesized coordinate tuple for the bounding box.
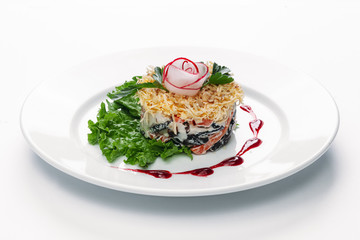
(137, 65, 244, 122)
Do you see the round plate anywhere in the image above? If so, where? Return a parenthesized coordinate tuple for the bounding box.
(20, 47, 339, 197)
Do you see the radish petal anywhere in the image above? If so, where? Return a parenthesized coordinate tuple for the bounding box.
(163, 57, 209, 96)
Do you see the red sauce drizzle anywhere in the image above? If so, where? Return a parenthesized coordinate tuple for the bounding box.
(122, 169, 172, 179)
(114, 105, 263, 179)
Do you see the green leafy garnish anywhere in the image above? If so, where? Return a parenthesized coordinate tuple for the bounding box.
(203, 62, 234, 87)
(152, 66, 164, 84)
(212, 62, 232, 76)
(108, 75, 167, 100)
(88, 77, 192, 168)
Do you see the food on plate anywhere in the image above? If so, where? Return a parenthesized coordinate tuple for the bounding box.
(88, 57, 244, 167)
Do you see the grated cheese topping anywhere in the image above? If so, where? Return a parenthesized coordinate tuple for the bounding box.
(137, 64, 244, 122)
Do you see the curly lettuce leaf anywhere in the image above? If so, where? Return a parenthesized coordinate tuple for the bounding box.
(88, 85, 192, 168)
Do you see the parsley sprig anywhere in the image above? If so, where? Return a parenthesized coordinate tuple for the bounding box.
(202, 62, 234, 87)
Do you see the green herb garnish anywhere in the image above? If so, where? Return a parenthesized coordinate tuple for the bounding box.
(203, 62, 234, 87)
(107, 73, 167, 100)
(152, 66, 164, 84)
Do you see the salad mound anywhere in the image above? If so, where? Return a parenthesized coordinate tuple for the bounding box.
(88, 57, 244, 167)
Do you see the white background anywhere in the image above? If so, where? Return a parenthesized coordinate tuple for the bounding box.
(1, 0, 359, 239)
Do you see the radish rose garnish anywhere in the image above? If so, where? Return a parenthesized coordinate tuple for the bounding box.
(163, 57, 209, 96)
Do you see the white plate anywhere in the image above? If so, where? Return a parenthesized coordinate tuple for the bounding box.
(20, 47, 339, 197)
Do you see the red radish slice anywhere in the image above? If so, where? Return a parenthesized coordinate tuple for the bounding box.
(166, 65, 199, 87)
(163, 57, 199, 81)
(172, 57, 199, 73)
(164, 82, 201, 96)
(163, 57, 209, 96)
(180, 62, 208, 88)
